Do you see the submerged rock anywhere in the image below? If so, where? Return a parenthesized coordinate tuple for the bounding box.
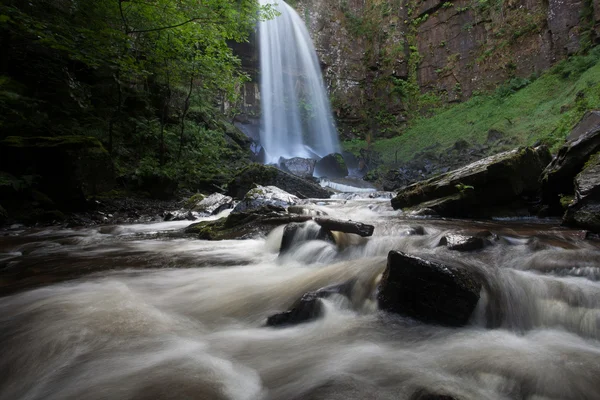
(314, 153, 348, 178)
(438, 233, 486, 251)
(227, 163, 331, 199)
(378, 250, 481, 327)
(391, 146, 551, 218)
(266, 281, 355, 327)
(280, 221, 335, 255)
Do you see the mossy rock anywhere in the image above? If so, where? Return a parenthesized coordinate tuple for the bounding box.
(184, 193, 206, 210)
(227, 163, 331, 199)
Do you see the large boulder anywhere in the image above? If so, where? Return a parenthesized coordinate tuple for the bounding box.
(314, 153, 348, 178)
(391, 146, 551, 218)
(280, 157, 317, 178)
(0, 136, 115, 210)
(232, 185, 299, 214)
(192, 193, 234, 215)
(563, 152, 600, 232)
(227, 163, 331, 199)
(378, 251, 481, 327)
(540, 111, 600, 212)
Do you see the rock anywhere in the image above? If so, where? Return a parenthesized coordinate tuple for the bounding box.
(193, 193, 234, 215)
(227, 163, 331, 199)
(541, 112, 600, 212)
(563, 152, 600, 232)
(378, 250, 481, 327)
(136, 174, 178, 200)
(280, 221, 335, 255)
(164, 210, 195, 221)
(184, 193, 205, 209)
(232, 185, 299, 214)
(266, 292, 323, 327)
(314, 153, 348, 178)
(280, 157, 317, 178)
(266, 281, 355, 327)
(391, 146, 552, 218)
(438, 234, 486, 251)
(0, 204, 7, 224)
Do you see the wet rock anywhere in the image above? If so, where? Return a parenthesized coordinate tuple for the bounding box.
(163, 210, 195, 221)
(314, 153, 348, 178)
(541, 112, 600, 212)
(438, 234, 486, 251)
(563, 152, 600, 232)
(193, 193, 234, 215)
(266, 281, 355, 327)
(232, 185, 299, 214)
(280, 221, 335, 255)
(280, 157, 317, 178)
(183, 193, 205, 209)
(402, 225, 426, 236)
(227, 163, 331, 199)
(378, 250, 481, 327)
(391, 146, 551, 218)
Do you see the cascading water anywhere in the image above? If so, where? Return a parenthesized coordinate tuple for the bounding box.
(258, 0, 340, 164)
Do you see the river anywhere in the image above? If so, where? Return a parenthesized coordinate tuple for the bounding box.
(1, 195, 599, 400)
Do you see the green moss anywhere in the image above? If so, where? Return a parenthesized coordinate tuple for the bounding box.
(559, 194, 575, 210)
(184, 193, 206, 209)
(343, 47, 600, 167)
(583, 151, 600, 170)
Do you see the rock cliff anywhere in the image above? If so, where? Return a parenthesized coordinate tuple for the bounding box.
(235, 0, 600, 140)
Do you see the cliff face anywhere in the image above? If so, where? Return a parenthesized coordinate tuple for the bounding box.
(236, 0, 600, 141)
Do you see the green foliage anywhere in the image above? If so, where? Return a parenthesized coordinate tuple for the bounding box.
(0, 0, 275, 191)
(343, 46, 600, 167)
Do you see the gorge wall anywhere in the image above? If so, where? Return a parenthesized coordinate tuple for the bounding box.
(235, 0, 600, 141)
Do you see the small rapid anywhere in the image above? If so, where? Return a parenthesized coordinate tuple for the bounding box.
(0, 198, 599, 400)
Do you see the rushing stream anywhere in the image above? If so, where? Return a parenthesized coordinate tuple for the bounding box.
(1, 196, 600, 400)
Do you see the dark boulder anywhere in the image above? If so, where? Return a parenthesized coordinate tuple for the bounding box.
(280, 221, 335, 255)
(227, 163, 331, 199)
(563, 152, 600, 232)
(438, 233, 486, 251)
(391, 146, 551, 218)
(541, 111, 600, 212)
(314, 153, 348, 179)
(266, 281, 355, 327)
(378, 251, 481, 327)
(280, 157, 317, 178)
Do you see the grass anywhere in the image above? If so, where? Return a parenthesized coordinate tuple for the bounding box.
(343, 48, 600, 167)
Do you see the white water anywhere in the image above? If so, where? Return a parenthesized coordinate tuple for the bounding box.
(258, 0, 340, 163)
(1, 199, 600, 399)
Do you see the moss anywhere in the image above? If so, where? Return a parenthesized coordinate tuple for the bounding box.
(559, 194, 575, 210)
(582, 151, 600, 170)
(184, 193, 206, 209)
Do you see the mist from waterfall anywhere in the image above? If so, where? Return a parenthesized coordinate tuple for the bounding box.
(258, 0, 340, 164)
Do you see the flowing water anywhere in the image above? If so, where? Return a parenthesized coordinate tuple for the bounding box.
(258, 0, 340, 163)
(1, 197, 600, 400)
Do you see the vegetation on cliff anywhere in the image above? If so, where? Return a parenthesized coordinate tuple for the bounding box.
(344, 46, 600, 170)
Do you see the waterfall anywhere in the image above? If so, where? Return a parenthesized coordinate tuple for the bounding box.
(258, 0, 340, 164)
